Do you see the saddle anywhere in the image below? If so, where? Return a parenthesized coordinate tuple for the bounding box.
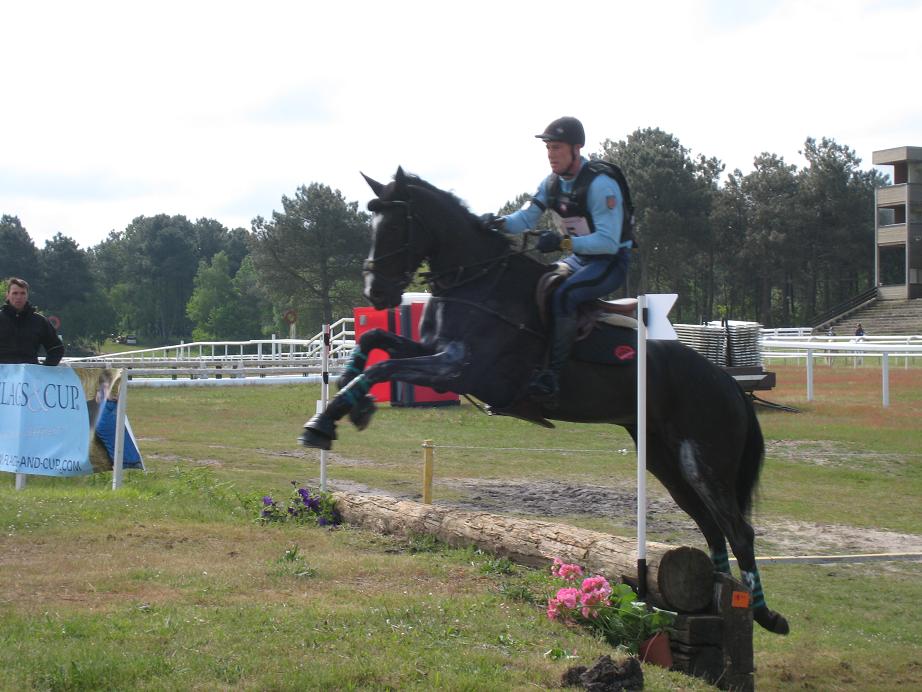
(535, 263, 638, 340)
(486, 265, 638, 429)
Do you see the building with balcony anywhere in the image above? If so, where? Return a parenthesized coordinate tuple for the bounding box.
(873, 146, 922, 299)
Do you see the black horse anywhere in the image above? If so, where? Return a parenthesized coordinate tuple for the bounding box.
(301, 167, 789, 635)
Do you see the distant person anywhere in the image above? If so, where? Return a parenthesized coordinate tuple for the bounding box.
(0, 277, 64, 365)
(826, 327, 836, 337)
(854, 323, 865, 337)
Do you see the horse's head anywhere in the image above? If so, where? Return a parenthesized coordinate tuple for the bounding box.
(362, 167, 507, 308)
(361, 167, 425, 308)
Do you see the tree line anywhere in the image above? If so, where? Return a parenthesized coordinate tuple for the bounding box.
(1, 128, 885, 353)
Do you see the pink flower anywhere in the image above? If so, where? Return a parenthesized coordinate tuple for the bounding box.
(550, 558, 584, 582)
(580, 575, 612, 597)
(555, 587, 580, 610)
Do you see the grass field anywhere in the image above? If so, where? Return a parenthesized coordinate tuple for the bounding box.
(1, 363, 921, 690)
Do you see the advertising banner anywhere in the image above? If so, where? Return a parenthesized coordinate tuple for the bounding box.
(0, 365, 143, 478)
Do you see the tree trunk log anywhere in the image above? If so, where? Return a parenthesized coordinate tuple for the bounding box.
(332, 492, 714, 613)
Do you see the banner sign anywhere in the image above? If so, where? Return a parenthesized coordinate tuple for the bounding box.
(0, 364, 92, 476)
(1, 365, 143, 478)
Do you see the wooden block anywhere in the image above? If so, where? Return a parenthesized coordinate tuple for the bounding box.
(716, 573, 754, 676)
(669, 614, 723, 646)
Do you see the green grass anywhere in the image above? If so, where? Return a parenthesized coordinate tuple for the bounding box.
(2, 364, 922, 690)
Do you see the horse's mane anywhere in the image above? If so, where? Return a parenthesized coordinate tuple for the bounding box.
(399, 172, 480, 225)
(388, 171, 554, 271)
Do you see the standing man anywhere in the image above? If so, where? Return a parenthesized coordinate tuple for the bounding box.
(0, 277, 64, 365)
(483, 117, 633, 405)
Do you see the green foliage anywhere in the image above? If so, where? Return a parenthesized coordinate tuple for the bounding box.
(270, 545, 318, 579)
(0, 215, 39, 288)
(186, 251, 264, 340)
(256, 482, 342, 527)
(545, 561, 675, 655)
(249, 182, 370, 326)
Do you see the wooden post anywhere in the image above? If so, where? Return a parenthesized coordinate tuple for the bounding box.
(716, 573, 754, 691)
(421, 440, 434, 504)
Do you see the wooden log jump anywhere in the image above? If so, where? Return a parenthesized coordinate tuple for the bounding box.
(332, 491, 714, 613)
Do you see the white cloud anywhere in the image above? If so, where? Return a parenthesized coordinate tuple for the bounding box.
(1, 0, 920, 248)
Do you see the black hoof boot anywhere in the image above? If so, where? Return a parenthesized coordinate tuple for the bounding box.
(299, 414, 337, 450)
(527, 370, 560, 409)
(348, 395, 377, 431)
(754, 606, 790, 635)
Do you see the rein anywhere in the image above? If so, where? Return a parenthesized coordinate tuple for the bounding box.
(369, 186, 544, 338)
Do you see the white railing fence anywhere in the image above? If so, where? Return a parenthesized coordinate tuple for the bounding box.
(760, 333, 922, 406)
(67, 318, 356, 385)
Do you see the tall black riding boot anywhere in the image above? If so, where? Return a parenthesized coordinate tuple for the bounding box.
(528, 314, 579, 408)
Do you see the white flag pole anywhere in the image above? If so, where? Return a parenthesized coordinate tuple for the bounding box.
(112, 373, 128, 490)
(319, 323, 330, 491)
(636, 295, 648, 598)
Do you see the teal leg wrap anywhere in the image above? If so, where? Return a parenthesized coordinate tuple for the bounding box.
(711, 546, 731, 575)
(340, 375, 371, 407)
(344, 347, 367, 377)
(741, 568, 766, 609)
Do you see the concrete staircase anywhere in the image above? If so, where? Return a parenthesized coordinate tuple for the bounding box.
(827, 299, 922, 336)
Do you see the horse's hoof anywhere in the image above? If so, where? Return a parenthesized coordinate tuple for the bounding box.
(348, 395, 377, 431)
(299, 414, 337, 450)
(753, 606, 790, 635)
(298, 428, 332, 450)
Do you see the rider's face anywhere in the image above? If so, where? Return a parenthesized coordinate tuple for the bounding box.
(546, 141, 580, 177)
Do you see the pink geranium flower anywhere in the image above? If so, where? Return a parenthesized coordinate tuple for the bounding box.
(551, 558, 584, 582)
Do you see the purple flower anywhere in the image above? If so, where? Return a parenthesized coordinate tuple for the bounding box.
(262, 496, 273, 506)
(297, 488, 311, 502)
(318, 517, 330, 526)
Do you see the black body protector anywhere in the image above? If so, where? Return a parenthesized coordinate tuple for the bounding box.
(534, 160, 637, 249)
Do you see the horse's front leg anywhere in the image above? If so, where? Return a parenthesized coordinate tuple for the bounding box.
(335, 328, 436, 430)
(299, 340, 466, 450)
(338, 328, 433, 389)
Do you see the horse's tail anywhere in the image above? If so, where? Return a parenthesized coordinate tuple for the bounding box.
(736, 392, 765, 516)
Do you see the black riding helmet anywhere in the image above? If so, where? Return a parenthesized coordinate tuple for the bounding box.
(535, 116, 585, 147)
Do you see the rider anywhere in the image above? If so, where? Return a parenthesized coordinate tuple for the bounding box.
(485, 116, 632, 405)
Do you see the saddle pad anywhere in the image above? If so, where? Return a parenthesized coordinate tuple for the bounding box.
(572, 322, 637, 366)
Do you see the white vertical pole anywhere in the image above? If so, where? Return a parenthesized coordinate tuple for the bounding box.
(319, 323, 331, 491)
(636, 295, 648, 598)
(806, 349, 814, 401)
(882, 352, 890, 407)
(112, 375, 128, 490)
(15, 473, 26, 490)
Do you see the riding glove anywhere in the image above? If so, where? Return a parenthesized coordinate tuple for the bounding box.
(536, 231, 565, 253)
(479, 213, 506, 232)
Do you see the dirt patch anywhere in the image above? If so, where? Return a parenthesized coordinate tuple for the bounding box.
(324, 476, 922, 558)
(765, 439, 916, 473)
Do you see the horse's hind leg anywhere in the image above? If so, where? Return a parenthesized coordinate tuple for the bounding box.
(676, 438, 790, 635)
(642, 432, 731, 574)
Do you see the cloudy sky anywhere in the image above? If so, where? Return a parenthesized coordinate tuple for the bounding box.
(2, 0, 920, 249)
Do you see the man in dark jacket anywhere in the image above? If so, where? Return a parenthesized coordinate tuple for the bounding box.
(0, 277, 64, 365)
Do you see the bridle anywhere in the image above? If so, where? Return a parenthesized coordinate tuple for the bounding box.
(362, 198, 423, 297)
(364, 188, 538, 326)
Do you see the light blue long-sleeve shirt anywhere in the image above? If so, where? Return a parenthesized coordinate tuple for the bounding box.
(502, 157, 627, 255)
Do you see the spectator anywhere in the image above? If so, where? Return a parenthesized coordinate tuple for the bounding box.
(854, 323, 865, 337)
(0, 277, 64, 365)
